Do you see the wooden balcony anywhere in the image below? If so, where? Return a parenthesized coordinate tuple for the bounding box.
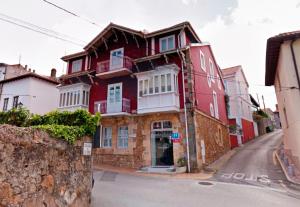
(96, 56, 133, 79)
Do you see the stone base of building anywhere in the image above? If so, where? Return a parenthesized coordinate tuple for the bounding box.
(93, 111, 230, 170)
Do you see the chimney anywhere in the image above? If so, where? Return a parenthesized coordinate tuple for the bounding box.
(28, 68, 31, 72)
(32, 69, 35, 73)
(50, 68, 56, 78)
(25, 65, 28, 70)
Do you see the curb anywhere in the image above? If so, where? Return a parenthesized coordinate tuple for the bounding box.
(274, 151, 300, 186)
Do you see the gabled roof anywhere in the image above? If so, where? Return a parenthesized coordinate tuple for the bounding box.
(222, 65, 249, 87)
(0, 72, 59, 85)
(265, 30, 300, 86)
(61, 51, 87, 61)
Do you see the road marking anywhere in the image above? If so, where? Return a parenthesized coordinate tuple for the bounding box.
(220, 172, 271, 184)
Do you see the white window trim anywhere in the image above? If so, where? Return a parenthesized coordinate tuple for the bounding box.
(210, 103, 214, 117)
(209, 58, 215, 83)
(200, 50, 206, 71)
(213, 91, 219, 119)
(207, 73, 212, 88)
(159, 35, 175, 52)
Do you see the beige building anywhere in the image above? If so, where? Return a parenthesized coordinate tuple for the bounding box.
(265, 31, 300, 171)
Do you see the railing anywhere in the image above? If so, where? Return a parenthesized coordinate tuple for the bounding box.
(96, 56, 133, 73)
(94, 98, 131, 114)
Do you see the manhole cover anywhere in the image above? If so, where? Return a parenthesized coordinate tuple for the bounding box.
(198, 181, 214, 186)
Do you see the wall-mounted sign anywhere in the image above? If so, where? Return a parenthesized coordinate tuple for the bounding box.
(83, 142, 92, 156)
(171, 132, 181, 143)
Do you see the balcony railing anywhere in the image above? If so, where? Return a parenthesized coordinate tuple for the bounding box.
(96, 56, 133, 74)
(94, 98, 131, 114)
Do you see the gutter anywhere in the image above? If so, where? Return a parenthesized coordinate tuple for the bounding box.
(290, 39, 300, 92)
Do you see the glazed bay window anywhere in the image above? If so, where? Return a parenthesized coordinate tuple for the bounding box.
(159, 35, 175, 52)
(136, 64, 180, 114)
(118, 126, 128, 148)
(57, 83, 90, 111)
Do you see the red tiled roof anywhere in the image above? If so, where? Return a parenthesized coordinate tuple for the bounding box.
(0, 72, 59, 85)
(265, 30, 300, 86)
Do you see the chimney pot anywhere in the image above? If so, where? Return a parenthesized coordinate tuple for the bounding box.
(51, 68, 57, 78)
(28, 68, 31, 72)
(25, 65, 28, 70)
(33, 69, 35, 73)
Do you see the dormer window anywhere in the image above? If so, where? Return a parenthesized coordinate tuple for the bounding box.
(72, 59, 82, 73)
(159, 35, 175, 52)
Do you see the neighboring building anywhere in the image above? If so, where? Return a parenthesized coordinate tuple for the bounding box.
(265, 30, 300, 173)
(274, 104, 282, 129)
(222, 65, 255, 148)
(250, 94, 260, 137)
(0, 69, 59, 114)
(59, 22, 230, 171)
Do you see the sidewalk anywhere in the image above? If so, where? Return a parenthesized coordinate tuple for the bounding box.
(93, 164, 213, 180)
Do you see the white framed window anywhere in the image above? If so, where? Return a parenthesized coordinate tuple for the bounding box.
(166, 74, 172, 92)
(159, 35, 175, 52)
(207, 73, 212, 88)
(210, 103, 214, 117)
(118, 126, 128, 148)
(102, 127, 112, 148)
(13, 96, 19, 108)
(110, 48, 124, 70)
(209, 59, 215, 83)
(3, 98, 9, 111)
(72, 59, 82, 73)
(200, 50, 206, 71)
(213, 91, 219, 119)
(217, 74, 221, 90)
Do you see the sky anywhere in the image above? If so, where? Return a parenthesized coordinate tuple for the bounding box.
(1, 0, 300, 110)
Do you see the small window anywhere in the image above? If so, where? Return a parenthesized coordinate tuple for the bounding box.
(161, 75, 166, 92)
(154, 75, 160, 93)
(3, 98, 9, 111)
(139, 80, 143, 97)
(200, 50, 206, 71)
(13, 96, 19, 108)
(159, 35, 175, 52)
(102, 127, 112, 148)
(209, 59, 215, 82)
(152, 122, 162, 130)
(149, 77, 154, 94)
(118, 126, 128, 148)
(72, 59, 82, 73)
(210, 103, 214, 117)
(166, 74, 171, 92)
(207, 73, 212, 87)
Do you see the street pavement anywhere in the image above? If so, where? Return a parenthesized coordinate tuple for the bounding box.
(91, 130, 300, 207)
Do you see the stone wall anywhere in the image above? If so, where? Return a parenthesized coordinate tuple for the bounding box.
(0, 125, 92, 207)
(194, 110, 231, 165)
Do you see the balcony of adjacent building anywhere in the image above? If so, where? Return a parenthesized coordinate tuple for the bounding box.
(94, 98, 131, 116)
(96, 48, 133, 79)
(57, 83, 91, 112)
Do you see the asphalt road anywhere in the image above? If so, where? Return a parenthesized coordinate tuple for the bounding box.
(91, 130, 300, 207)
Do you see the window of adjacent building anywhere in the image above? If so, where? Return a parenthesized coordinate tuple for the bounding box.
(13, 96, 19, 108)
(213, 91, 219, 119)
(72, 59, 82, 73)
(118, 126, 128, 148)
(200, 50, 206, 71)
(3, 98, 9, 111)
(102, 127, 112, 148)
(209, 59, 215, 83)
(159, 35, 175, 52)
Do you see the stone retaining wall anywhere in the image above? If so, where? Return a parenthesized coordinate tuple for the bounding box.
(0, 124, 92, 207)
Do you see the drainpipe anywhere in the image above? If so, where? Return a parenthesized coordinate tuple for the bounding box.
(177, 49, 191, 173)
(290, 39, 300, 92)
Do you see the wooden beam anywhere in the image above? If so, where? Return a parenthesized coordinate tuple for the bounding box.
(133, 34, 139, 48)
(112, 29, 118, 42)
(134, 62, 140, 72)
(163, 54, 169, 64)
(87, 74, 94, 85)
(102, 38, 108, 50)
(149, 60, 155, 70)
(121, 31, 128, 44)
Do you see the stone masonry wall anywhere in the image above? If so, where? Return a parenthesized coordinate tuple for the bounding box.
(0, 125, 92, 207)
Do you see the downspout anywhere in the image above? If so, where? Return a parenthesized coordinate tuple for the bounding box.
(290, 39, 300, 92)
(177, 49, 191, 173)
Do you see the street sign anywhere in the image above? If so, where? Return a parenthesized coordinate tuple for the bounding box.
(171, 132, 181, 143)
(83, 142, 92, 156)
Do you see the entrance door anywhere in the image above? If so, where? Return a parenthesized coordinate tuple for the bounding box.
(110, 48, 124, 70)
(151, 121, 174, 166)
(107, 83, 122, 113)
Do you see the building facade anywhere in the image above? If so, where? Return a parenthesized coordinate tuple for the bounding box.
(0, 70, 59, 114)
(59, 22, 230, 171)
(265, 31, 300, 171)
(222, 66, 255, 148)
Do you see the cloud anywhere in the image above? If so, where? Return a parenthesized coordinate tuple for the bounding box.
(181, 0, 198, 5)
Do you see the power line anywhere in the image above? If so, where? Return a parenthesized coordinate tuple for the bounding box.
(41, 0, 102, 27)
(0, 13, 85, 47)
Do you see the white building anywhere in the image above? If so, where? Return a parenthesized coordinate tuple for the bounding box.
(0, 70, 59, 114)
(266, 30, 300, 173)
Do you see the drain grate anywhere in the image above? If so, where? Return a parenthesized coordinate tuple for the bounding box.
(198, 181, 214, 186)
(100, 171, 118, 182)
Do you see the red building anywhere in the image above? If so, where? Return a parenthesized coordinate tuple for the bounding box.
(59, 22, 230, 171)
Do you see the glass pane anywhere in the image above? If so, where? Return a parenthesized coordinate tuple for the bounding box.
(153, 122, 162, 129)
(163, 121, 172, 129)
(109, 87, 114, 103)
(167, 74, 171, 91)
(149, 77, 153, 94)
(161, 39, 167, 51)
(154, 76, 159, 93)
(77, 91, 80, 105)
(82, 91, 86, 105)
(59, 94, 62, 107)
(139, 80, 143, 97)
(74, 93, 77, 105)
(86, 91, 89, 106)
(115, 86, 121, 102)
(144, 80, 148, 95)
(168, 37, 174, 50)
(161, 75, 166, 92)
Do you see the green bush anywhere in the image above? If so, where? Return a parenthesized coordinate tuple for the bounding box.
(0, 107, 30, 126)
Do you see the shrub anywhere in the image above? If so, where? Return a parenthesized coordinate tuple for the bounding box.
(0, 107, 30, 127)
(177, 157, 187, 167)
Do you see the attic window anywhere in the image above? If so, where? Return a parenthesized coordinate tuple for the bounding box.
(72, 59, 82, 73)
(159, 35, 175, 52)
